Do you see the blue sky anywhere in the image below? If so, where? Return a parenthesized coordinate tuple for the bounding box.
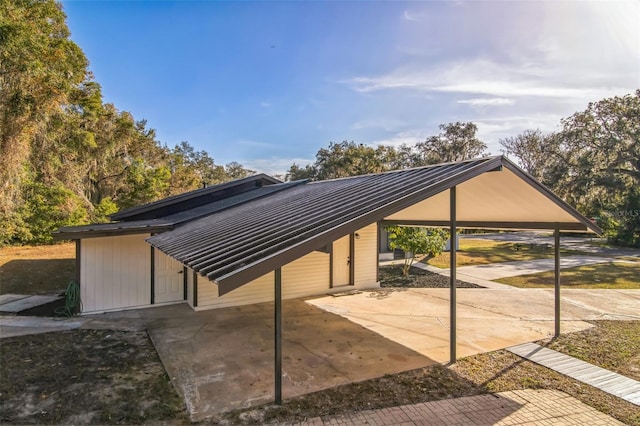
(62, 1, 640, 176)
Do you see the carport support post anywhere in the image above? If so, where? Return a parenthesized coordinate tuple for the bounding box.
(275, 267, 282, 405)
(450, 186, 457, 363)
(554, 227, 560, 337)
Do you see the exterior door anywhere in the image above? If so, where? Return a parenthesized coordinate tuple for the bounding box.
(155, 252, 184, 303)
(332, 234, 351, 287)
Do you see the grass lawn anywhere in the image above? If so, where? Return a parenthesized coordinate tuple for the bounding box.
(0, 243, 75, 295)
(425, 239, 586, 269)
(496, 261, 640, 289)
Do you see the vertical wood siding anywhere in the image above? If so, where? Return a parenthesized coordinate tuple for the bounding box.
(196, 224, 379, 309)
(197, 250, 331, 309)
(354, 223, 379, 288)
(186, 267, 195, 308)
(80, 234, 151, 313)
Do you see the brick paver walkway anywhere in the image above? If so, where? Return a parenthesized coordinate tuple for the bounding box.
(288, 389, 623, 425)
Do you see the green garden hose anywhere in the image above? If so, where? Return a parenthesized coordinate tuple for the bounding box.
(54, 280, 81, 319)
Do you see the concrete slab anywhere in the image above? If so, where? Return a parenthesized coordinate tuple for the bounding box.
(0, 295, 63, 314)
(0, 294, 29, 305)
(307, 288, 640, 363)
(144, 299, 433, 421)
(0, 316, 88, 338)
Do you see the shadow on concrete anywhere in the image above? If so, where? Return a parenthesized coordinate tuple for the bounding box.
(112, 300, 437, 421)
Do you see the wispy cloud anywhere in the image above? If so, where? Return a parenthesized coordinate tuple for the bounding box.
(344, 58, 632, 102)
(260, 101, 271, 108)
(241, 157, 314, 177)
(403, 10, 420, 22)
(457, 98, 514, 106)
(369, 130, 426, 148)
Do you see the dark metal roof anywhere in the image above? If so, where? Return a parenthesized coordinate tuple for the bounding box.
(54, 219, 173, 240)
(111, 174, 281, 222)
(149, 156, 532, 295)
(54, 180, 303, 240)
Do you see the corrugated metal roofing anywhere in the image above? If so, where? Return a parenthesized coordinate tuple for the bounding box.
(148, 155, 598, 296)
(55, 219, 173, 238)
(111, 174, 281, 222)
(54, 180, 303, 240)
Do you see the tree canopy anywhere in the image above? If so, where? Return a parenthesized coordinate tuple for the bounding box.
(501, 91, 640, 246)
(0, 0, 253, 245)
(1, 1, 637, 248)
(287, 122, 488, 181)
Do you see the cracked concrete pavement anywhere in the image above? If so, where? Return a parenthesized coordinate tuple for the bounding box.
(143, 300, 433, 421)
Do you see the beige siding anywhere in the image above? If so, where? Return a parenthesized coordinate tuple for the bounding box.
(80, 234, 151, 313)
(195, 225, 380, 310)
(354, 223, 379, 289)
(196, 250, 331, 309)
(186, 267, 195, 308)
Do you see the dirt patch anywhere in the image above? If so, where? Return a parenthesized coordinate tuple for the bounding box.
(0, 243, 75, 295)
(0, 329, 188, 424)
(379, 265, 482, 288)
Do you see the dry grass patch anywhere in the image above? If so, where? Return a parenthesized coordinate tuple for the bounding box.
(496, 262, 640, 289)
(426, 239, 585, 269)
(0, 243, 75, 295)
(542, 320, 640, 379)
(0, 329, 188, 424)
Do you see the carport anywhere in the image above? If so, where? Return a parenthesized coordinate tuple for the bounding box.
(147, 155, 601, 405)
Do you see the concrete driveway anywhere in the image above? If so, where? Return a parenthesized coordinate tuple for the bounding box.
(139, 300, 433, 421)
(308, 288, 640, 362)
(87, 287, 639, 421)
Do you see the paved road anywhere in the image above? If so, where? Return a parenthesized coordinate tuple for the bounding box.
(455, 255, 616, 280)
(462, 231, 640, 258)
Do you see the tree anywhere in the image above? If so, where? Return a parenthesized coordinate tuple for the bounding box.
(0, 0, 88, 218)
(287, 141, 401, 181)
(386, 226, 449, 276)
(499, 129, 559, 182)
(554, 90, 640, 246)
(19, 179, 88, 244)
(167, 141, 227, 195)
(312, 141, 391, 180)
(286, 163, 316, 181)
(414, 122, 488, 165)
(225, 161, 254, 180)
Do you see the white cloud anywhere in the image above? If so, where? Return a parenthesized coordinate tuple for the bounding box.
(344, 58, 633, 103)
(457, 98, 514, 106)
(260, 101, 271, 108)
(403, 10, 420, 22)
(241, 157, 314, 177)
(473, 113, 564, 153)
(369, 129, 426, 148)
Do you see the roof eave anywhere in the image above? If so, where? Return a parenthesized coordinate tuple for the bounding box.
(53, 224, 173, 241)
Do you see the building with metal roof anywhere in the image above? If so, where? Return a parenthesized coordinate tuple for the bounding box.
(55, 155, 599, 315)
(56, 154, 603, 405)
